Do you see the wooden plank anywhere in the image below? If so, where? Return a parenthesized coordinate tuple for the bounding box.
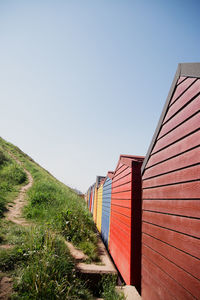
(112, 173, 132, 187)
(142, 244, 200, 299)
(111, 190, 132, 200)
(113, 167, 131, 182)
(110, 220, 131, 241)
(109, 241, 131, 267)
(111, 199, 131, 208)
(109, 237, 131, 259)
(142, 279, 164, 300)
(142, 211, 200, 260)
(112, 181, 131, 193)
(177, 76, 187, 85)
(103, 181, 112, 188)
(109, 235, 131, 257)
(142, 233, 200, 279)
(158, 95, 200, 138)
(143, 181, 200, 199)
(142, 264, 178, 300)
(142, 222, 200, 259)
(170, 77, 197, 105)
(142, 255, 195, 300)
(143, 165, 200, 188)
(110, 210, 131, 226)
(146, 130, 200, 168)
(142, 211, 200, 238)
(110, 204, 131, 217)
(152, 113, 199, 154)
(110, 222, 131, 240)
(117, 162, 124, 170)
(109, 232, 131, 255)
(103, 193, 111, 201)
(142, 199, 200, 218)
(109, 242, 131, 284)
(110, 212, 131, 231)
(164, 79, 200, 122)
(143, 147, 199, 179)
(109, 233, 131, 257)
(114, 164, 129, 177)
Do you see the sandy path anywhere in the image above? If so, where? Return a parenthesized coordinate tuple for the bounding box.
(0, 152, 33, 299)
(5, 152, 33, 226)
(0, 277, 13, 300)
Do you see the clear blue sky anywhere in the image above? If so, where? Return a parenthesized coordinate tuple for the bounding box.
(1, 0, 200, 192)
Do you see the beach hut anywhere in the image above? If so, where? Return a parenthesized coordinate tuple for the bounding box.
(109, 154, 144, 289)
(141, 63, 200, 299)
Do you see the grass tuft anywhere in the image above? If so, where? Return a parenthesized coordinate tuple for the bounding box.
(100, 275, 125, 300)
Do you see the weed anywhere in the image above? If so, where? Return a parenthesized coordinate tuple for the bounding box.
(100, 275, 125, 300)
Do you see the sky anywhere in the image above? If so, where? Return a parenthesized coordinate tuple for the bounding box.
(0, 0, 200, 193)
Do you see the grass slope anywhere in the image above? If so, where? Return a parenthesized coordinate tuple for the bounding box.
(0, 137, 123, 299)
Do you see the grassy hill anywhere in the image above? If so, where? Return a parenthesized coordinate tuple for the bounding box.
(0, 137, 122, 299)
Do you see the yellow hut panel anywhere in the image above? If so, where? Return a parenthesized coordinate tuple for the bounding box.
(96, 184, 103, 232)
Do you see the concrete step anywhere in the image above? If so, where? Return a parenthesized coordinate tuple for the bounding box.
(76, 238, 117, 274)
(116, 285, 141, 300)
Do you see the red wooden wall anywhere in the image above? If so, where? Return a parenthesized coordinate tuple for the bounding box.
(109, 155, 144, 289)
(142, 66, 200, 300)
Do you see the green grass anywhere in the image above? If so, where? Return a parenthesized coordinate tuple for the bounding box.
(0, 137, 124, 299)
(0, 223, 93, 299)
(100, 275, 125, 300)
(0, 137, 98, 260)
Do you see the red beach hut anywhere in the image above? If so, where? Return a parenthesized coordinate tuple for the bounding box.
(141, 63, 200, 300)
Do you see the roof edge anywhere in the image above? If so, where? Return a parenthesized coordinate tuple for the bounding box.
(114, 154, 145, 175)
(180, 62, 200, 77)
(107, 171, 114, 180)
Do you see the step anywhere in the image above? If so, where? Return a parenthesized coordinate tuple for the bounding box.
(76, 239, 117, 275)
(116, 285, 141, 300)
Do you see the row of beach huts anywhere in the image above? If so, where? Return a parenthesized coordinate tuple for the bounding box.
(85, 63, 200, 300)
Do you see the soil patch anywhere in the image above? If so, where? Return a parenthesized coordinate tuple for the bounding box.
(0, 276, 13, 300)
(0, 245, 14, 250)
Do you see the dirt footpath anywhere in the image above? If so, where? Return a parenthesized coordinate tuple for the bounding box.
(5, 167, 33, 226)
(0, 152, 33, 299)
